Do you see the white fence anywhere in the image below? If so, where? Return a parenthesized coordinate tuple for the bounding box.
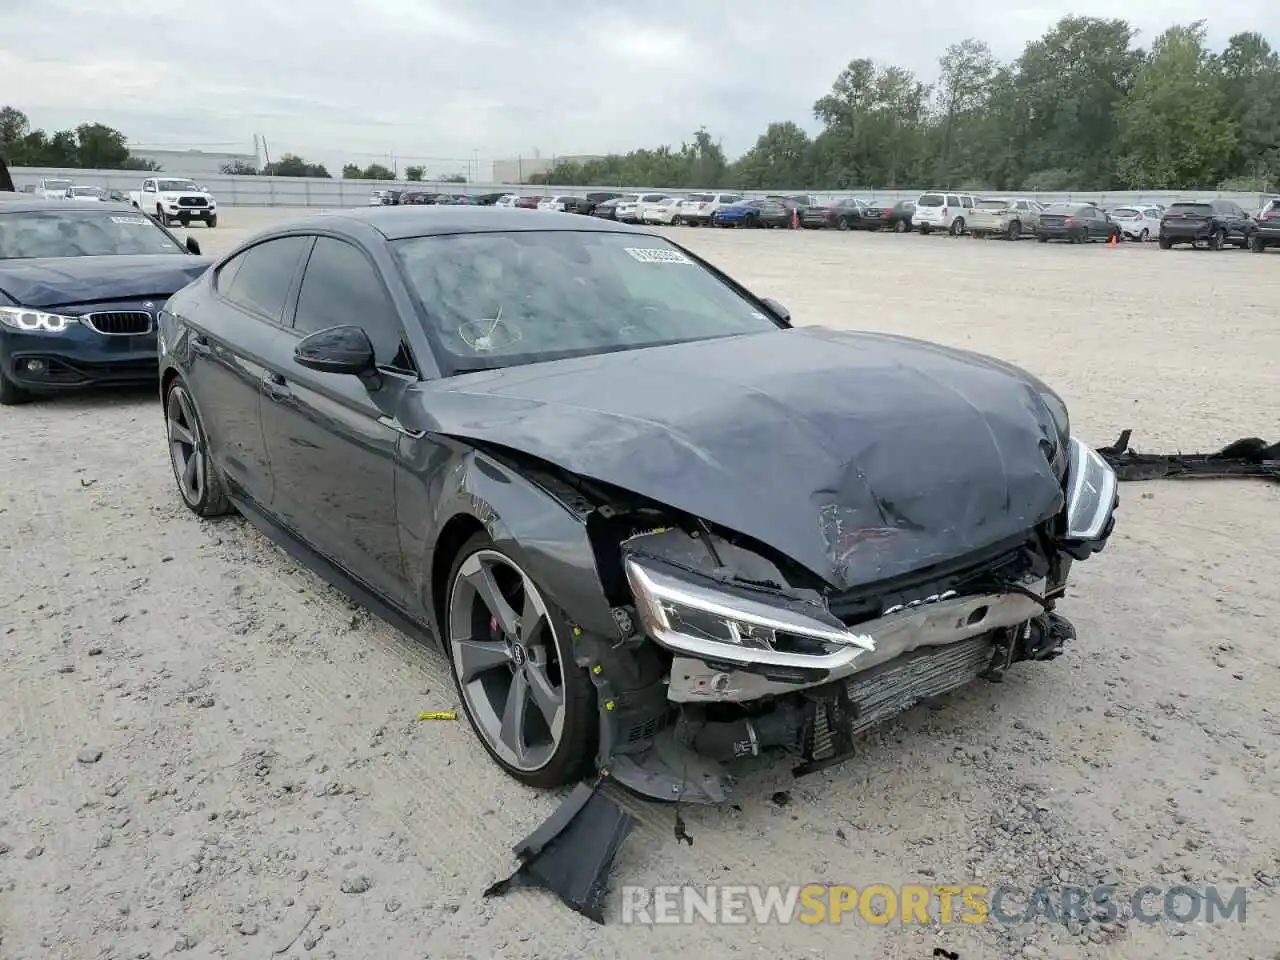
(9, 166, 1276, 211)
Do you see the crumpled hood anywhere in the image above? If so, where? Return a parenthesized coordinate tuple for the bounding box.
(0, 255, 210, 308)
(415, 327, 1067, 591)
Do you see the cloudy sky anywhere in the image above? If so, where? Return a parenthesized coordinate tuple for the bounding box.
(4, 0, 1277, 176)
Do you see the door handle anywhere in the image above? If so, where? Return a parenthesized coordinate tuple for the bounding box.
(189, 333, 211, 356)
(262, 373, 292, 401)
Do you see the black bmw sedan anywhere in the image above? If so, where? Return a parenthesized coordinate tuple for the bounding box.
(0, 200, 209, 404)
(158, 207, 1118, 804)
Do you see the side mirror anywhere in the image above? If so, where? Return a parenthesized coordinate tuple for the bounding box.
(294, 325, 382, 388)
(185, 236, 201, 255)
(761, 297, 791, 324)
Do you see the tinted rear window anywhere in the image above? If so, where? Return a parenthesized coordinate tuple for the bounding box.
(918, 193, 944, 206)
(1169, 203, 1212, 214)
(688, 194, 713, 202)
(1041, 204, 1078, 215)
(976, 200, 1008, 210)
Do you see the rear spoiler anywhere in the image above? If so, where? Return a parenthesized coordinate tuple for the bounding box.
(0, 155, 14, 192)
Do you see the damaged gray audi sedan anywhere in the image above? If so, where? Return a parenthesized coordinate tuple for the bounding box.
(158, 207, 1118, 804)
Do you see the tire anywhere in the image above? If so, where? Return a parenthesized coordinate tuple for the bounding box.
(445, 532, 596, 788)
(894, 219, 907, 233)
(1251, 234, 1266, 253)
(1006, 221, 1020, 241)
(1139, 229, 1148, 242)
(837, 217, 850, 231)
(950, 217, 965, 236)
(155, 205, 167, 226)
(164, 378, 232, 518)
(0, 370, 32, 406)
(1158, 236, 1173, 250)
(920, 225, 932, 235)
(1037, 234, 1049, 243)
(206, 215, 217, 228)
(1211, 228, 1226, 251)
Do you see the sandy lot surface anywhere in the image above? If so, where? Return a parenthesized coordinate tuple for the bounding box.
(2, 207, 1278, 960)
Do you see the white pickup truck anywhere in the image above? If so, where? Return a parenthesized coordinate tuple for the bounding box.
(129, 177, 218, 227)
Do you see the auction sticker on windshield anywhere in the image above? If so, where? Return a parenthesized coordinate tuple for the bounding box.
(110, 216, 151, 225)
(625, 247, 693, 264)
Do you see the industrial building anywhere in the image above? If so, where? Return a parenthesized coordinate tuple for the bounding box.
(491, 154, 603, 184)
(129, 147, 259, 178)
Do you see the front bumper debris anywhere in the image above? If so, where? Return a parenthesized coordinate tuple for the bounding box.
(1099, 428, 1279, 482)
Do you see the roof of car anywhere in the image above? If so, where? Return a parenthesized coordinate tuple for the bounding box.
(0, 198, 139, 213)
(288, 206, 652, 240)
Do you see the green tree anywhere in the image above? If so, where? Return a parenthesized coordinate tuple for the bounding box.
(1115, 22, 1236, 188)
(220, 159, 259, 175)
(360, 163, 396, 180)
(264, 153, 331, 177)
(439, 172, 467, 183)
(404, 165, 425, 181)
(731, 121, 813, 189)
(933, 38, 996, 183)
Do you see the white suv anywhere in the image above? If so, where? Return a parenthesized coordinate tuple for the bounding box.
(617, 192, 670, 223)
(915, 191, 977, 235)
(679, 192, 744, 226)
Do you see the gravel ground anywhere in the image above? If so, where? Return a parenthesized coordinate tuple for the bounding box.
(2, 208, 1278, 960)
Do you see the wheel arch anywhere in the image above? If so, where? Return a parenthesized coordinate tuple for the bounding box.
(413, 445, 623, 648)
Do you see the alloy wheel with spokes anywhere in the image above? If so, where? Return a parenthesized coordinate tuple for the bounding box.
(165, 380, 231, 516)
(446, 540, 594, 785)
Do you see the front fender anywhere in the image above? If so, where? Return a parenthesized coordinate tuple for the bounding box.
(397, 439, 621, 643)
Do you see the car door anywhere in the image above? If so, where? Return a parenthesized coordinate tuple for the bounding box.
(185, 234, 312, 508)
(257, 234, 416, 605)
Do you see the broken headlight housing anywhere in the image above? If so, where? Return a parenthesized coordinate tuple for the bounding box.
(1064, 435, 1118, 542)
(623, 556, 874, 670)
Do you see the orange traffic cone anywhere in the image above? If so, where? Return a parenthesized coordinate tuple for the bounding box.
(791, 207, 799, 230)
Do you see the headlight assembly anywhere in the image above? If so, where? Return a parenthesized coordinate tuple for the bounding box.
(1064, 435, 1118, 541)
(0, 306, 81, 333)
(623, 556, 874, 671)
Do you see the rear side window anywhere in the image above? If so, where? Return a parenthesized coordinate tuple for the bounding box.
(219, 236, 312, 322)
(294, 237, 413, 371)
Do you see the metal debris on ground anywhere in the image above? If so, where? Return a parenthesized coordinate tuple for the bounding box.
(1099, 429, 1279, 482)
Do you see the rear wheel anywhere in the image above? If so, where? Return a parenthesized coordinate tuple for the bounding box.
(445, 534, 595, 788)
(950, 217, 966, 236)
(165, 379, 232, 517)
(1251, 234, 1266, 253)
(1211, 228, 1226, 251)
(837, 217, 850, 231)
(1037, 234, 1049, 243)
(1006, 220, 1020, 241)
(1139, 228, 1148, 242)
(1158, 236, 1173, 250)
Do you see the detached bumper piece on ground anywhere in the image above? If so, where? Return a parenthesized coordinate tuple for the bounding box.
(483, 781, 636, 924)
(1099, 429, 1279, 482)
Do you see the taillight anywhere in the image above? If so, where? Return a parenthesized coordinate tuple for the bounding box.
(941, 207, 948, 217)
(1065, 216, 1076, 224)
(883, 208, 891, 215)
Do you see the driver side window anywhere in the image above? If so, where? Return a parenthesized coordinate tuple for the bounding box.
(293, 237, 416, 374)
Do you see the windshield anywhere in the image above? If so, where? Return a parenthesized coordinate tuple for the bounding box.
(72, 187, 104, 196)
(157, 180, 200, 192)
(0, 209, 186, 259)
(44, 179, 73, 190)
(393, 230, 781, 374)
(917, 193, 944, 206)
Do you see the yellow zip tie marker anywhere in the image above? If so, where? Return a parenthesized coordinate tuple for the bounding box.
(418, 710, 458, 721)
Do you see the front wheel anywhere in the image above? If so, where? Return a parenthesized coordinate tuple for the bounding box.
(1251, 234, 1266, 253)
(445, 534, 596, 788)
(1006, 220, 1020, 241)
(1139, 228, 1148, 242)
(155, 205, 167, 226)
(1211, 228, 1226, 251)
(0, 370, 32, 406)
(165, 379, 232, 517)
(206, 214, 217, 228)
